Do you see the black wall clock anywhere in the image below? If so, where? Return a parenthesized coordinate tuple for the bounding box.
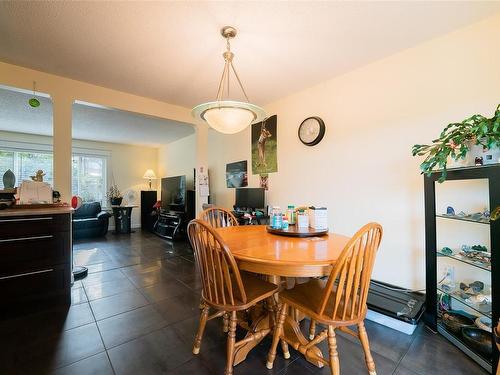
(298, 116, 325, 146)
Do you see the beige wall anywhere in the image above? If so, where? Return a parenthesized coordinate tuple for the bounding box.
(207, 14, 500, 288)
(157, 134, 196, 191)
(0, 130, 158, 227)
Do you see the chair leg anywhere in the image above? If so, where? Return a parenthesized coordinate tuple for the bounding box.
(327, 325, 340, 375)
(193, 304, 210, 354)
(225, 311, 237, 375)
(223, 312, 229, 333)
(309, 319, 316, 340)
(358, 321, 376, 375)
(267, 303, 288, 369)
(280, 338, 290, 359)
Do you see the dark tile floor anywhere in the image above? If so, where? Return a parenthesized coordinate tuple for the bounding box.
(0, 231, 489, 375)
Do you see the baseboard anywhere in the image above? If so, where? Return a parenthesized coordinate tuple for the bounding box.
(108, 224, 141, 230)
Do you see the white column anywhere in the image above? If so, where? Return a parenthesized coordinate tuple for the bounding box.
(52, 94, 73, 202)
(195, 122, 209, 215)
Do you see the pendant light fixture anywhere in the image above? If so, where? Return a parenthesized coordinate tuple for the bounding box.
(28, 81, 40, 108)
(192, 26, 266, 134)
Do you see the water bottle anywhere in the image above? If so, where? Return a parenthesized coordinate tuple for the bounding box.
(271, 206, 283, 229)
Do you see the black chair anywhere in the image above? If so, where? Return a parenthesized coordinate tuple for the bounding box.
(72, 202, 111, 239)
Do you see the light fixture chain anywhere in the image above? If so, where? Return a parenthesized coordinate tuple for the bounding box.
(230, 62, 250, 102)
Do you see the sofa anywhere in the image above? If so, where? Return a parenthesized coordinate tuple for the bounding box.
(72, 202, 111, 239)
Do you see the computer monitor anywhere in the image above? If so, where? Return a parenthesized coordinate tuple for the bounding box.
(235, 188, 265, 210)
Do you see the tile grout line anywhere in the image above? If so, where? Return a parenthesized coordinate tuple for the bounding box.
(81, 277, 118, 375)
(390, 324, 425, 375)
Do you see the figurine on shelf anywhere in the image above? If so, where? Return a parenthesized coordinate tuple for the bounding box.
(467, 294, 491, 305)
(458, 249, 491, 268)
(446, 206, 455, 216)
(441, 247, 453, 255)
(30, 170, 46, 182)
(460, 281, 484, 294)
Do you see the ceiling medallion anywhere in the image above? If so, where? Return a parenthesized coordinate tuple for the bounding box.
(192, 26, 266, 134)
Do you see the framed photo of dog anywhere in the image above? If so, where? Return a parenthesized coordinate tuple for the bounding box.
(251, 115, 277, 174)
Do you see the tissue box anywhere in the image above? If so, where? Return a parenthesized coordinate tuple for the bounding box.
(308, 207, 328, 229)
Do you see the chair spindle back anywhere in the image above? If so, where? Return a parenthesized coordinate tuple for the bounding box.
(187, 219, 247, 307)
(199, 207, 239, 228)
(319, 222, 383, 322)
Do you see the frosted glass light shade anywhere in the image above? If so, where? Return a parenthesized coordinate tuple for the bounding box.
(192, 100, 266, 134)
(142, 169, 157, 179)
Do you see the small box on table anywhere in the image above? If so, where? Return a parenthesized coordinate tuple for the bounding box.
(308, 207, 328, 229)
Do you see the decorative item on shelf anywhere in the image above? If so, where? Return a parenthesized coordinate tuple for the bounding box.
(443, 207, 490, 223)
(460, 281, 484, 294)
(142, 169, 157, 190)
(457, 249, 491, 268)
(2, 169, 15, 188)
(191, 26, 266, 134)
(298, 116, 326, 146)
(52, 190, 61, 203)
(442, 311, 475, 335)
(462, 327, 493, 358)
(412, 103, 500, 182)
(107, 184, 123, 206)
(28, 81, 40, 108)
(30, 169, 46, 182)
(441, 246, 453, 255)
(475, 316, 492, 332)
(475, 156, 484, 166)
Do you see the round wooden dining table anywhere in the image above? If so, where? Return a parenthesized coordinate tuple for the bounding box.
(216, 225, 351, 368)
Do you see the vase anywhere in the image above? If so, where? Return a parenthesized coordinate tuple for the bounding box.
(110, 197, 123, 206)
(2, 169, 15, 189)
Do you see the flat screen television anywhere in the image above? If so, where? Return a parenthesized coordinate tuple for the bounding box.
(161, 175, 186, 212)
(235, 187, 265, 210)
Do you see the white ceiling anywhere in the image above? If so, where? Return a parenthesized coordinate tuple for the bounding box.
(0, 87, 194, 147)
(0, 2, 499, 108)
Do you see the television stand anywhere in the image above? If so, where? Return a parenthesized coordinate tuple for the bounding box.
(154, 211, 182, 240)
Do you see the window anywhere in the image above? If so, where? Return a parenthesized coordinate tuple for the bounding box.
(0, 150, 53, 187)
(72, 155, 107, 205)
(0, 145, 108, 206)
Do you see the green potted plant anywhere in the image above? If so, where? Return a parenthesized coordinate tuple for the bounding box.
(412, 104, 500, 182)
(107, 184, 123, 206)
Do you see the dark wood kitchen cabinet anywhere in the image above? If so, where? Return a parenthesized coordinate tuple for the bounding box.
(0, 207, 73, 316)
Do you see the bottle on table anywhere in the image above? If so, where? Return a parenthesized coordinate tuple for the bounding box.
(286, 205, 296, 225)
(271, 206, 283, 229)
(282, 215, 289, 230)
(297, 209, 309, 228)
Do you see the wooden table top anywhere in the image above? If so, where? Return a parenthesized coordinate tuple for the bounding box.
(216, 225, 351, 277)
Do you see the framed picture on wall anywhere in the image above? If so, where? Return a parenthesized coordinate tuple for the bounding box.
(252, 115, 277, 174)
(226, 160, 248, 188)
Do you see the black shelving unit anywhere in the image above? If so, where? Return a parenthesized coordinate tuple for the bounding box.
(424, 165, 499, 373)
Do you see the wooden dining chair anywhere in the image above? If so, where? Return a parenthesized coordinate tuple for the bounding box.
(199, 207, 239, 228)
(187, 219, 279, 375)
(267, 222, 383, 375)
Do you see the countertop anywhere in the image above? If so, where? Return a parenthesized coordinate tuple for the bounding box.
(0, 206, 73, 217)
